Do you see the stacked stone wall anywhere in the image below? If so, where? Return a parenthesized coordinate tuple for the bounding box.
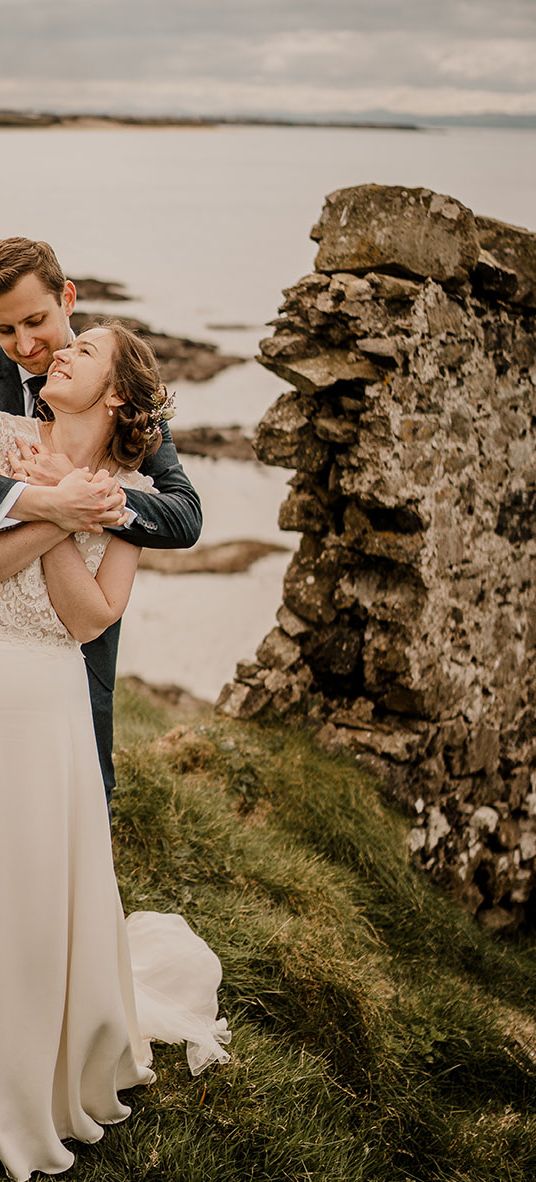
(218, 185, 536, 930)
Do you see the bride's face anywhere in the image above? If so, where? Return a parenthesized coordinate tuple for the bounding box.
(43, 327, 117, 414)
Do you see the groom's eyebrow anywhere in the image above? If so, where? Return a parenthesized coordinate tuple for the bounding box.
(0, 309, 47, 330)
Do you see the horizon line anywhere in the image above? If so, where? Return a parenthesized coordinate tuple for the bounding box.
(1, 108, 536, 130)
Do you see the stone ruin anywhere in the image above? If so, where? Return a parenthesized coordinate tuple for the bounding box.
(217, 184, 536, 931)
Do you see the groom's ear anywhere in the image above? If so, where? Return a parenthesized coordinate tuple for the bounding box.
(62, 280, 76, 317)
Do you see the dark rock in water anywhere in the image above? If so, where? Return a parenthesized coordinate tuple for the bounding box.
(72, 277, 133, 302)
(171, 425, 255, 462)
(71, 311, 245, 383)
(139, 539, 288, 576)
(206, 322, 261, 331)
(219, 182, 536, 929)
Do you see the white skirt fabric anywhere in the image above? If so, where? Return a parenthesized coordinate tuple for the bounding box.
(0, 640, 230, 1182)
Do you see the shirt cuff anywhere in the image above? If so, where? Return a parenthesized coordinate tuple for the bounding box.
(124, 507, 137, 527)
(107, 507, 138, 532)
(0, 482, 27, 530)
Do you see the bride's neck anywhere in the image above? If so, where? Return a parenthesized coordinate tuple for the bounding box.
(45, 412, 113, 474)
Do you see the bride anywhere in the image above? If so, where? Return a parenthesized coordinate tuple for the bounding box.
(0, 322, 230, 1182)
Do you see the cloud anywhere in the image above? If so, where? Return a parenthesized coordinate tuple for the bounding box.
(0, 0, 534, 116)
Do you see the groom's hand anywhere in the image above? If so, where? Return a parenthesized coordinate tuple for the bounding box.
(90, 469, 129, 529)
(10, 438, 74, 486)
(15, 468, 128, 534)
(52, 469, 128, 533)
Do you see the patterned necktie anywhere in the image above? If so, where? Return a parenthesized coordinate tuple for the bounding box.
(26, 375, 47, 418)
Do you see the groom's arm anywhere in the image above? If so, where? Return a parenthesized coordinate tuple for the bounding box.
(0, 472, 23, 523)
(116, 421, 202, 550)
(0, 469, 129, 535)
(0, 424, 202, 547)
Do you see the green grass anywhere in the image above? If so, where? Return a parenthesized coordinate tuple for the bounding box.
(39, 679, 536, 1182)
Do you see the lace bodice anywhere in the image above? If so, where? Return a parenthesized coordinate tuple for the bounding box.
(0, 412, 155, 650)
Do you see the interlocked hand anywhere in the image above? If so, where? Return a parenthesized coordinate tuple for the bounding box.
(49, 468, 129, 534)
(9, 437, 74, 486)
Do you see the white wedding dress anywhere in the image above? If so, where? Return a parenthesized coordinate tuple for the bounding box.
(0, 414, 230, 1182)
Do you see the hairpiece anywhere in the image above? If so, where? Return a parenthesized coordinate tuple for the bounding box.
(146, 384, 175, 432)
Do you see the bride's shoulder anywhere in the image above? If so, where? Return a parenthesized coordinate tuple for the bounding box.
(0, 411, 21, 443)
(0, 411, 36, 435)
(0, 412, 39, 451)
(117, 468, 158, 495)
(0, 410, 20, 429)
(0, 413, 20, 474)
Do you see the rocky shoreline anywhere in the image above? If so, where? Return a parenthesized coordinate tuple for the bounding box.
(139, 539, 288, 575)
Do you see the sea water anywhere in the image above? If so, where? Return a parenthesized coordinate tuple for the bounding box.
(1, 125, 534, 697)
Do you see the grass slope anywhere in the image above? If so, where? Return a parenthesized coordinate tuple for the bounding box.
(49, 679, 536, 1182)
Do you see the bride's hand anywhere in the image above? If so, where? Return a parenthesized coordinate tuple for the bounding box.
(10, 438, 74, 486)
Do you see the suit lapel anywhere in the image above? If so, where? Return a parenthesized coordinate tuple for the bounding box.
(0, 351, 25, 416)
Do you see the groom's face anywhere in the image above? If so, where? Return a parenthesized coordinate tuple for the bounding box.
(0, 272, 76, 375)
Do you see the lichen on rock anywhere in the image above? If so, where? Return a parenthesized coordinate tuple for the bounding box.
(217, 183, 536, 930)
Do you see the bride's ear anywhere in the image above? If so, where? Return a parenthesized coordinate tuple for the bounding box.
(106, 391, 126, 409)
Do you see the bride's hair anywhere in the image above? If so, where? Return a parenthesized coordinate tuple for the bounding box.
(91, 320, 173, 470)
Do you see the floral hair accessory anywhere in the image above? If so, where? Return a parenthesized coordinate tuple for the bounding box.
(147, 383, 175, 429)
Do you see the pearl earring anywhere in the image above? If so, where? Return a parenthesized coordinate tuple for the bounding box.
(107, 407, 113, 417)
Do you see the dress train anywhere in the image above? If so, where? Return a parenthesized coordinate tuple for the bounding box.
(0, 640, 230, 1181)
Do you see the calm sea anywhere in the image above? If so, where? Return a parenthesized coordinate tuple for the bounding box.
(1, 126, 534, 697)
(2, 125, 535, 348)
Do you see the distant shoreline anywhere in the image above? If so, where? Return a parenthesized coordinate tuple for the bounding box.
(1, 109, 534, 132)
(0, 111, 422, 132)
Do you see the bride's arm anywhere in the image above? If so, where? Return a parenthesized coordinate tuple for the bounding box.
(42, 534, 141, 644)
(0, 468, 129, 582)
(0, 521, 68, 581)
(0, 466, 115, 582)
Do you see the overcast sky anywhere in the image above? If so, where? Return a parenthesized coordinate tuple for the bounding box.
(1, 0, 535, 119)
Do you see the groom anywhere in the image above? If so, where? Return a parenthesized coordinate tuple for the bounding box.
(0, 236, 202, 803)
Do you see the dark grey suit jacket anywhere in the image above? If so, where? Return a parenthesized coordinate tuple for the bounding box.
(0, 348, 202, 690)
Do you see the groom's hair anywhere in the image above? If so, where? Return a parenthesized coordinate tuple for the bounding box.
(0, 237, 66, 304)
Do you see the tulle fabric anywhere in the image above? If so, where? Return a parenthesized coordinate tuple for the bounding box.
(0, 641, 230, 1181)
